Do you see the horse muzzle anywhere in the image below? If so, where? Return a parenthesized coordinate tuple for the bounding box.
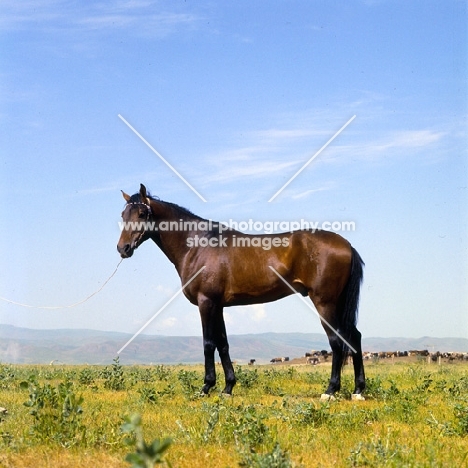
(117, 243, 134, 258)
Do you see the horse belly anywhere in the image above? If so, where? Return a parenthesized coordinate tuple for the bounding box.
(222, 253, 293, 306)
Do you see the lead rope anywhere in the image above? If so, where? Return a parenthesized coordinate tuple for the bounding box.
(0, 259, 123, 310)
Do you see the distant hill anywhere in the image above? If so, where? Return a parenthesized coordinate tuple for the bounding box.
(0, 324, 466, 365)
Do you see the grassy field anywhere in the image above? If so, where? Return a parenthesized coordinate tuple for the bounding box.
(0, 358, 467, 467)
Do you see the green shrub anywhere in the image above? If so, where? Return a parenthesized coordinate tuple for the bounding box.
(78, 367, 96, 386)
(177, 369, 201, 400)
(20, 376, 85, 447)
(122, 413, 172, 467)
(236, 365, 259, 389)
(138, 386, 159, 405)
(239, 442, 292, 468)
(454, 403, 468, 435)
(103, 357, 126, 391)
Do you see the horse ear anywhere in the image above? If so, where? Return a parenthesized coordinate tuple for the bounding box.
(121, 190, 131, 202)
(140, 184, 150, 204)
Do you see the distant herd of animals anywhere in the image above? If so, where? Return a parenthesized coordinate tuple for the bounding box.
(259, 349, 468, 366)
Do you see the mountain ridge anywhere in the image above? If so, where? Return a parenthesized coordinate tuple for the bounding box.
(0, 324, 466, 365)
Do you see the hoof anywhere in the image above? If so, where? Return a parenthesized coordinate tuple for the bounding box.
(351, 393, 365, 401)
(221, 392, 232, 398)
(201, 384, 212, 395)
(0, 407, 7, 415)
(320, 394, 336, 401)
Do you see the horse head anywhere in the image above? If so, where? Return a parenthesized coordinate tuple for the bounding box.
(117, 184, 153, 258)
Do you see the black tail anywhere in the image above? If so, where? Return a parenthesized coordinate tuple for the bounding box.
(340, 247, 364, 361)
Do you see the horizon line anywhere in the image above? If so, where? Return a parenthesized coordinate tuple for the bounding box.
(0, 323, 466, 341)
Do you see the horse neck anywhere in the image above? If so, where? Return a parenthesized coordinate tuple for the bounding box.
(147, 199, 202, 268)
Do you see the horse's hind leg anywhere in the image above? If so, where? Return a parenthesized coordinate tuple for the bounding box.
(320, 317, 365, 398)
(349, 325, 366, 397)
(321, 318, 365, 399)
(323, 327, 345, 396)
(312, 301, 345, 397)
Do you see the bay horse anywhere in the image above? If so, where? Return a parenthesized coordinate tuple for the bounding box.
(117, 184, 366, 399)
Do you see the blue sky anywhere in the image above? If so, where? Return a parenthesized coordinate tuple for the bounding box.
(0, 1, 467, 344)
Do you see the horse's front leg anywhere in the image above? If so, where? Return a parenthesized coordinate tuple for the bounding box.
(199, 295, 222, 394)
(215, 310, 236, 394)
(199, 297, 217, 394)
(198, 295, 236, 395)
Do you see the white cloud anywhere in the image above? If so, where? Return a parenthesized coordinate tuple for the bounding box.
(155, 284, 175, 297)
(291, 186, 332, 200)
(201, 157, 299, 185)
(187, 111, 452, 206)
(0, 1, 63, 30)
(253, 128, 329, 141)
(371, 130, 445, 152)
(159, 316, 177, 329)
(310, 129, 447, 166)
(0, 0, 203, 38)
(76, 11, 200, 37)
(197, 128, 322, 187)
(224, 304, 267, 329)
(249, 304, 267, 322)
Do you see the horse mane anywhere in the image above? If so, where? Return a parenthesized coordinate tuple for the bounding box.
(129, 191, 205, 222)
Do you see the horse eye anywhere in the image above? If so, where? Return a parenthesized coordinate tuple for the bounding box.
(138, 211, 146, 219)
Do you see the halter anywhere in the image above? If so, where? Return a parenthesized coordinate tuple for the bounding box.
(124, 201, 153, 248)
(125, 201, 153, 216)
